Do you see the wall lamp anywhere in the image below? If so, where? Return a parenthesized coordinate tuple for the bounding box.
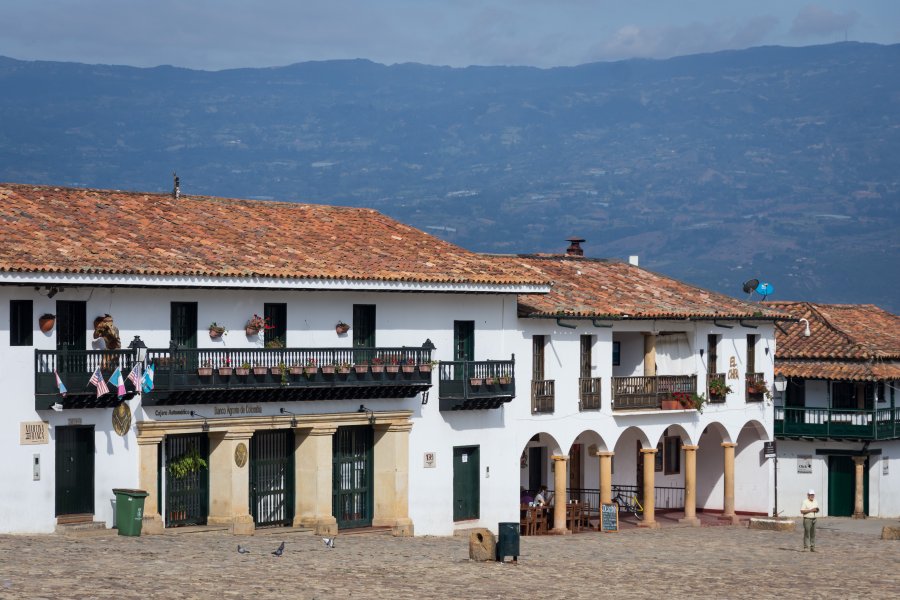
(357, 404, 376, 426)
(280, 407, 298, 428)
(190, 410, 210, 432)
(128, 335, 148, 364)
(798, 318, 811, 337)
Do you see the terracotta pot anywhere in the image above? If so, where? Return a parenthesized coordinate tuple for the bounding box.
(661, 399, 681, 410)
(252, 366, 268, 375)
(39, 315, 55, 333)
(386, 365, 400, 373)
(289, 367, 304, 375)
(336, 323, 350, 335)
(245, 326, 260, 336)
(418, 364, 432, 373)
(402, 365, 415, 373)
(354, 364, 369, 374)
(235, 368, 250, 376)
(218, 367, 233, 376)
(469, 378, 484, 387)
(371, 365, 385, 373)
(197, 367, 213, 377)
(321, 365, 335, 374)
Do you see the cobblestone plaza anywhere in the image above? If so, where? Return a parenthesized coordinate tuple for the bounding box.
(1, 519, 897, 599)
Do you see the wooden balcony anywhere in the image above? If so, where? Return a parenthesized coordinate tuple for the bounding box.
(36, 346, 432, 409)
(707, 373, 727, 403)
(437, 357, 515, 411)
(579, 377, 601, 411)
(745, 372, 767, 402)
(611, 375, 697, 411)
(775, 406, 900, 441)
(531, 380, 555, 414)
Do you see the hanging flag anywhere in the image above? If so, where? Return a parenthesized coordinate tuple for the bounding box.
(54, 370, 68, 397)
(126, 363, 142, 390)
(141, 363, 155, 394)
(108, 367, 126, 398)
(88, 367, 110, 397)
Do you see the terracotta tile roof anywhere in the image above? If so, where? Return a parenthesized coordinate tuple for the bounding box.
(0, 184, 547, 287)
(505, 254, 788, 320)
(768, 301, 900, 382)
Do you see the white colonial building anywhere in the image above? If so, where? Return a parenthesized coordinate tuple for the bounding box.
(768, 302, 900, 518)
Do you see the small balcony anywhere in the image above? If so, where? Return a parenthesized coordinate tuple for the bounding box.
(36, 346, 432, 409)
(531, 380, 555, 414)
(578, 377, 601, 411)
(707, 373, 728, 404)
(437, 357, 515, 411)
(745, 372, 766, 402)
(775, 406, 900, 441)
(612, 375, 697, 411)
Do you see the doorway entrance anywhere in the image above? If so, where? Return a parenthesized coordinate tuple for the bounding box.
(828, 455, 868, 516)
(333, 426, 373, 529)
(250, 430, 295, 527)
(453, 445, 480, 521)
(55, 426, 94, 517)
(164, 433, 209, 526)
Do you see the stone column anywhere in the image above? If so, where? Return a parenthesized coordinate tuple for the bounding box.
(294, 426, 338, 536)
(207, 430, 255, 535)
(679, 445, 700, 526)
(852, 456, 867, 519)
(597, 451, 614, 505)
(372, 421, 414, 536)
(550, 455, 570, 534)
(720, 442, 738, 523)
(639, 448, 659, 528)
(137, 435, 164, 534)
(643, 334, 656, 376)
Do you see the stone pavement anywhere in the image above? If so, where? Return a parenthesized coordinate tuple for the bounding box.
(1, 519, 898, 600)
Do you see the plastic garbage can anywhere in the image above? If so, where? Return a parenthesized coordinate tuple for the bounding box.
(496, 521, 520, 562)
(112, 488, 149, 536)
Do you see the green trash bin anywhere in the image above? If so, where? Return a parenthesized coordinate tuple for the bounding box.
(496, 522, 520, 563)
(112, 488, 149, 536)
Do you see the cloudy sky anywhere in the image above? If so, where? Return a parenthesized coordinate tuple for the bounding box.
(1, 1, 897, 70)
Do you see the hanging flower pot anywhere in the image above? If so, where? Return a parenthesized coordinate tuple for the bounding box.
(336, 321, 350, 335)
(39, 314, 56, 333)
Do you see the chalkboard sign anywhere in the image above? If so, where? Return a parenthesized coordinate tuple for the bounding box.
(600, 502, 619, 533)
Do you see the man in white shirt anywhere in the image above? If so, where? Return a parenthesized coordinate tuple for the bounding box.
(800, 489, 819, 551)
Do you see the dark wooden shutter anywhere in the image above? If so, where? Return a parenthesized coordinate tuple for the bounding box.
(264, 303, 287, 346)
(532, 335, 545, 381)
(352, 304, 376, 347)
(170, 302, 197, 348)
(580, 335, 592, 378)
(10, 300, 33, 346)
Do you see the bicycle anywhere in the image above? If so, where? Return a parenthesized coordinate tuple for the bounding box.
(611, 490, 643, 521)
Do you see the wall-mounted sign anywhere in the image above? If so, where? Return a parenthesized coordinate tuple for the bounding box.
(797, 455, 812, 473)
(423, 452, 436, 468)
(234, 442, 248, 468)
(884, 456, 889, 476)
(763, 441, 777, 458)
(67, 417, 82, 426)
(112, 402, 132, 436)
(20, 422, 48, 445)
(727, 356, 739, 380)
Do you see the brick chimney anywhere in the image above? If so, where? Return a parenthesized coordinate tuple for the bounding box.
(566, 237, 585, 257)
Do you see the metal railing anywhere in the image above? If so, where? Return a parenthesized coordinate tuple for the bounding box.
(566, 485, 685, 510)
(707, 373, 728, 403)
(611, 375, 697, 410)
(578, 377, 601, 411)
(531, 380, 555, 414)
(775, 405, 900, 440)
(436, 356, 516, 407)
(35, 349, 139, 408)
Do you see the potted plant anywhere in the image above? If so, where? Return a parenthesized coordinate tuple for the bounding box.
(708, 378, 732, 399)
(218, 356, 233, 376)
(748, 380, 772, 400)
(335, 321, 350, 335)
(252, 363, 268, 375)
(235, 362, 250, 376)
(337, 361, 351, 375)
(208, 322, 227, 338)
(321, 361, 336, 375)
(418, 359, 433, 373)
(197, 360, 213, 377)
(39, 313, 56, 333)
(469, 376, 484, 387)
(661, 394, 682, 410)
(679, 392, 706, 414)
(245, 314, 272, 336)
(304, 358, 318, 377)
(385, 354, 400, 374)
(167, 445, 207, 480)
(289, 361, 305, 376)
(353, 361, 369, 374)
(402, 357, 416, 374)
(265, 336, 285, 349)
(371, 356, 385, 373)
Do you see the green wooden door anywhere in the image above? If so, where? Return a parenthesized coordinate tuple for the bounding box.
(55, 426, 94, 516)
(333, 426, 373, 529)
(164, 433, 209, 527)
(453, 446, 480, 521)
(828, 456, 854, 516)
(352, 305, 376, 348)
(250, 430, 295, 527)
(170, 302, 197, 348)
(56, 300, 86, 373)
(453, 321, 474, 380)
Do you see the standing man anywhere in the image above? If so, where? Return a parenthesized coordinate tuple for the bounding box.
(800, 489, 819, 551)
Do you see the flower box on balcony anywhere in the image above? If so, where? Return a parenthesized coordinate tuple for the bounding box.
(498, 376, 511, 385)
(252, 366, 268, 376)
(469, 377, 484, 387)
(661, 399, 681, 410)
(386, 365, 400, 374)
(289, 366, 304, 376)
(197, 367, 213, 377)
(321, 365, 335, 375)
(418, 363, 432, 373)
(354, 364, 369, 374)
(337, 364, 351, 375)
(235, 367, 250, 376)
(270, 366, 284, 376)
(218, 367, 233, 376)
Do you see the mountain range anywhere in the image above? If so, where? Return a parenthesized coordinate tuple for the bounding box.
(0, 42, 897, 311)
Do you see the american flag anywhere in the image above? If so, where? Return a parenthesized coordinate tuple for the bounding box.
(88, 367, 109, 397)
(126, 363, 142, 390)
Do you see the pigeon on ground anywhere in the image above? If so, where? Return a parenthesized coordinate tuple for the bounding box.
(322, 537, 335, 548)
(272, 541, 285, 557)
(237, 544, 250, 554)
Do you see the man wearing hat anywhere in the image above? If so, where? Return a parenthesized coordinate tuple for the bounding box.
(800, 489, 820, 551)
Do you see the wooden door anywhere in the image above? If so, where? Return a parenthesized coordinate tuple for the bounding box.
(453, 446, 480, 521)
(333, 426, 373, 529)
(55, 426, 94, 516)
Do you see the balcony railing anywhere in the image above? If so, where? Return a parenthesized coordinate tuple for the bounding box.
(775, 406, 900, 440)
(579, 377, 601, 411)
(36, 346, 432, 409)
(746, 372, 766, 401)
(707, 373, 727, 403)
(531, 380, 555, 414)
(611, 375, 697, 411)
(437, 356, 515, 411)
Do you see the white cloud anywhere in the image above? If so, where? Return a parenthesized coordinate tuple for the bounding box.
(790, 4, 859, 38)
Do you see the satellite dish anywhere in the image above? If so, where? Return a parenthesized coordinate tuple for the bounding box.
(755, 282, 774, 297)
(742, 279, 760, 294)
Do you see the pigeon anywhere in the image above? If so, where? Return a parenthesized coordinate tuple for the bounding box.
(322, 537, 335, 548)
(272, 541, 285, 557)
(237, 544, 250, 554)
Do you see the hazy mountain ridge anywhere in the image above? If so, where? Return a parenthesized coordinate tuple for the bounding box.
(1, 43, 898, 310)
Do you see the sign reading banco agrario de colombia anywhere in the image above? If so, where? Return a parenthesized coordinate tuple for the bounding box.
(153, 405, 263, 418)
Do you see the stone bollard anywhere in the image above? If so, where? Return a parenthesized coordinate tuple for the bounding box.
(468, 528, 497, 562)
(881, 526, 900, 540)
(748, 518, 796, 532)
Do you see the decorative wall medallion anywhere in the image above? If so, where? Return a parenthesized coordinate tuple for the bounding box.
(234, 442, 248, 468)
(112, 402, 131, 436)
